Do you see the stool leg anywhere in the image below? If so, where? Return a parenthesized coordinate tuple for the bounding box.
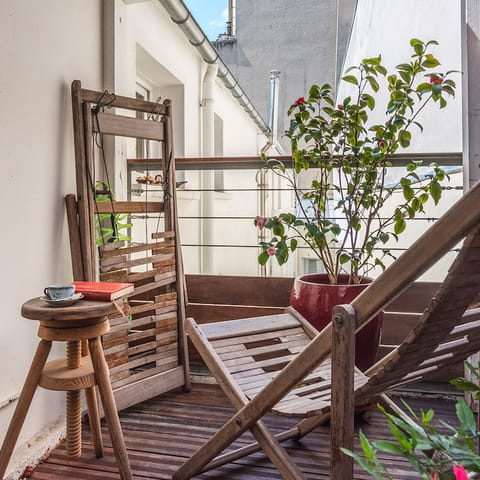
(0, 340, 52, 479)
(66, 341, 82, 458)
(81, 339, 104, 457)
(85, 386, 104, 458)
(88, 337, 132, 480)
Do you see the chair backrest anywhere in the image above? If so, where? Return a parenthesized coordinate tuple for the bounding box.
(357, 226, 480, 399)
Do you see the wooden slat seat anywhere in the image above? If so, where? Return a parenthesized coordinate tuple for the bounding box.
(196, 313, 368, 417)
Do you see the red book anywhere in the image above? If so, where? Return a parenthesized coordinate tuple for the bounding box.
(72, 281, 134, 301)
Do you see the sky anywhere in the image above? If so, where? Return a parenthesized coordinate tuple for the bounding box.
(184, 0, 228, 40)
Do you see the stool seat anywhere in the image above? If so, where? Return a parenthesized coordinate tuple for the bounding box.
(0, 296, 133, 480)
(39, 356, 96, 391)
(22, 297, 119, 322)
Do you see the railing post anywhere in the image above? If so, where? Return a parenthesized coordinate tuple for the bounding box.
(330, 304, 356, 479)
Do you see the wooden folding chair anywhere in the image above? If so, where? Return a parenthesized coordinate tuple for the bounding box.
(173, 179, 480, 480)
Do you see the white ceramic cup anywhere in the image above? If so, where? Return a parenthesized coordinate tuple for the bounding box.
(44, 284, 75, 301)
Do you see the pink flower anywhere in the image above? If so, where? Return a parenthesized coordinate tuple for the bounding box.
(453, 465, 468, 480)
(294, 97, 305, 106)
(267, 247, 276, 256)
(255, 216, 265, 230)
(429, 75, 444, 85)
(431, 472, 439, 480)
(379, 141, 385, 148)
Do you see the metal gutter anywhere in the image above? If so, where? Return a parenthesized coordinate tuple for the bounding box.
(157, 0, 270, 134)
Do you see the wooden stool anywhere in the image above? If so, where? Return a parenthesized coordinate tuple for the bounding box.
(0, 298, 133, 480)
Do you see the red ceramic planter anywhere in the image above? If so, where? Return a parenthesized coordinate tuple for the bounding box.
(290, 273, 383, 371)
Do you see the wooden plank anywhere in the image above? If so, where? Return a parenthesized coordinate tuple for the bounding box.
(186, 304, 284, 324)
(186, 274, 294, 307)
(83, 102, 97, 281)
(199, 313, 298, 340)
(71, 81, 92, 282)
(95, 201, 164, 214)
(81, 87, 168, 115)
(111, 367, 185, 412)
(65, 194, 84, 280)
(100, 239, 174, 258)
(101, 252, 173, 272)
(93, 111, 164, 140)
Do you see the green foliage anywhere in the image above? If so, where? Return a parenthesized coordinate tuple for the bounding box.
(94, 181, 133, 246)
(256, 39, 457, 284)
(342, 362, 480, 479)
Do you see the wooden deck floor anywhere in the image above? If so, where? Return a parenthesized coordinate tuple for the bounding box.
(28, 382, 459, 479)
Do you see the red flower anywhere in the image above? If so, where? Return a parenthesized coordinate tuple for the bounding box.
(337, 104, 344, 110)
(267, 247, 276, 256)
(255, 215, 265, 230)
(429, 75, 444, 85)
(379, 141, 385, 148)
(294, 97, 305, 106)
(453, 465, 468, 480)
(431, 472, 439, 480)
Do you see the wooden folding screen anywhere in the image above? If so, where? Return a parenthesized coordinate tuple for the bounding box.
(66, 80, 190, 410)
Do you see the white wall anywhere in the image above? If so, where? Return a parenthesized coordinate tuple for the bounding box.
(118, 1, 264, 275)
(333, 0, 464, 282)
(0, 0, 102, 476)
(337, 0, 463, 154)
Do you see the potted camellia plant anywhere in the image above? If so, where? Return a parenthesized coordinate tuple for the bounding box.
(255, 39, 457, 370)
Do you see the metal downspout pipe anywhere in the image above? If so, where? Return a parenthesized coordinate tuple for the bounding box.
(200, 63, 218, 274)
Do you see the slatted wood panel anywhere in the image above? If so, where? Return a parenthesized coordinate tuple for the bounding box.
(99, 234, 182, 401)
(69, 82, 190, 413)
(28, 383, 458, 480)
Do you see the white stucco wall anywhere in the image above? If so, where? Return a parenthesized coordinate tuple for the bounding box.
(118, 1, 265, 275)
(0, 0, 265, 476)
(337, 0, 463, 154)
(0, 0, 102, 477)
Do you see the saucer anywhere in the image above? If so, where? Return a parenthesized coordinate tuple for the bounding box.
(41, 293, 84, 307)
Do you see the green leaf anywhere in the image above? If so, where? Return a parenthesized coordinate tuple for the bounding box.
(403, 185, 414, 201)
(366, 75, 380, 92)
(394, 217, 406, 235)
(451, 378, 480, 392)
(258, 251, 269, 266)
(339, 253, 350, 264)
(399, 130, 412, 148)
(429, 180, 442, 204)
(342, 74, 359, 86)
(422, 54, 440, 68)
(416, 82, 431, 95)
(456, 398, 477, 435)
(290, 238, 298, 252)
(373, 440, 404, 455)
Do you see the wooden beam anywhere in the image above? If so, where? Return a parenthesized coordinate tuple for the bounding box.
(80, 87, 167, 116)
(330, 304, 355, 479)
(93, 112, 164, 141)
(95, 201, 164, 214)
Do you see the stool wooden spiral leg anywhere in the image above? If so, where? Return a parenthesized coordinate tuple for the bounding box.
(66, 340, 82, 458)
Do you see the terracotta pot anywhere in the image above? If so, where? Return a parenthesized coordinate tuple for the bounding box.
(290, 273, 383, 371)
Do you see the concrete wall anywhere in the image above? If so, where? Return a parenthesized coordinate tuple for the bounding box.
(216, 0, 358, 151)
(0, 1, 103, 477)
